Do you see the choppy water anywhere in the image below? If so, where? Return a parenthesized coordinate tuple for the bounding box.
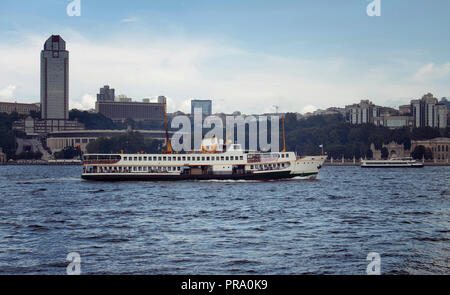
(0, 165, 449, 274)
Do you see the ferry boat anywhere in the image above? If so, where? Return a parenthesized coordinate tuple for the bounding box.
(361, 157, 424, 168)
(81, 102, 326, 181)
(81, 137, 326, 181)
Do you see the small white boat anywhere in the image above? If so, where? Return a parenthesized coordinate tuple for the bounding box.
(361, 157, 424, 168)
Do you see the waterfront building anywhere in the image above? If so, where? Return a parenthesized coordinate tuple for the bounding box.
(46, 129, 172, 153)
(41, 35, 69, 120)
(370, 142, 410, 160)
(410, 93, 448, 128)
(0, 102, 40, 115)
(12, 116, 84, 136)
(373, 115, 413, 129)
(345, 100, 381, 124)
(191, 99, 212, 116)
(411, 137, 450, 162)
(95, 98, 164, 121)
(97, 85, 115, 102)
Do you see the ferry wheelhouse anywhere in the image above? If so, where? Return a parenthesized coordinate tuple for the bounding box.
(82, 137, 326, 181)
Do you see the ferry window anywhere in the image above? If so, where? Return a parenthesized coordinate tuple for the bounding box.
(230, 156, 234, 160)
(138, 167, 142, 171)
(143, 157, 147, 161)
(168, 157, 171, 161)
(281, 154, 285, 158)
(139, 157, 142, 161)
(282, 163, 285, 167)
(178, 157, 182, 161)
(187, 157, 191, 161)
(177, 167, 180, 171)
(206, 157, 210, 161)
(163, 157, 167, 161)
(240, 156, 243, 160)
(221, 156, 224, 160)
(133, 167, 137, 171)
(182, 157, 186, 161)
(202, 157, 205, 161)
(158, 157, 162, 161)
(197, 157, 200, 161)
(134, 157, 137, 161)
(123, 157, 127, 161)
(226, 156, 229, 160)
(212, 156, 215, 161)
(250, 165, 254, 169)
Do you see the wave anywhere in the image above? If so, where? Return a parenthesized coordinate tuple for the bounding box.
(16, 177, 81, 184)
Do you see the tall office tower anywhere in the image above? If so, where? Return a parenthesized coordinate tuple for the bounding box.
(97, 85, 115, 102)
(40, 35, 69, 120)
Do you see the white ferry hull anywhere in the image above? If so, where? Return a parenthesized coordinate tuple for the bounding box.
(81, 155, 326, 181)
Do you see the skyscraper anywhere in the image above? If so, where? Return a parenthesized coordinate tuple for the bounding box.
(40, 35, 69, 120)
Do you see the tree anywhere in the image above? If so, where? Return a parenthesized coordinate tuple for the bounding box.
(54, 146, 82, 159)
(381, 147, 389, 159)
(69, 109, 118, 130)
(411, 145, 433, 160)
(86, 131, 163, 154)
(411, 145, 425, 160)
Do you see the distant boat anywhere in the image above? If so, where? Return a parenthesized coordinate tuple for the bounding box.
(361, 157, 424, 168)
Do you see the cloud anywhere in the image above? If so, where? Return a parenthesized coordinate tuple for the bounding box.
(413, 62, 450, 82)
(0, 85, 17, 101)
(71, 94, 96, 110)
(300, 105, 318, 114)
(120, 17, 140, 23)
(1, 30, 450, 114)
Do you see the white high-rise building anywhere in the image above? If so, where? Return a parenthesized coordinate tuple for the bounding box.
(345, 100, 380, 124)
(410, 93, 447, 128)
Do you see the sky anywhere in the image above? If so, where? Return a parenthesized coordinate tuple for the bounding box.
(0, 0, 449, 114)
